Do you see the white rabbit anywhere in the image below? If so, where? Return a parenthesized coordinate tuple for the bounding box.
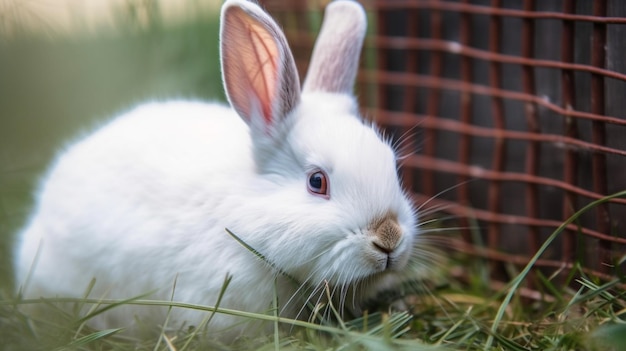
(15, 0, 421, 341)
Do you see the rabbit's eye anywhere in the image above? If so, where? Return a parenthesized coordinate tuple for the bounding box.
(308, 170, 329, 198)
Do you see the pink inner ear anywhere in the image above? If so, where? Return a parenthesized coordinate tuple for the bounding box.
(223, 7, 281, 127)
(249, 26, 278, 125)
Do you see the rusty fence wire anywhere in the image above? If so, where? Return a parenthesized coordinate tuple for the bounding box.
(263, 0, 626, 284)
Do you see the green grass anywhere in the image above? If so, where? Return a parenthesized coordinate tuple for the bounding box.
(2, 193, 626, 350)
(0, 258, 624, 351)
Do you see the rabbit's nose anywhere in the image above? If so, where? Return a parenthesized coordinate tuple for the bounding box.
(369, 215, 402, 254)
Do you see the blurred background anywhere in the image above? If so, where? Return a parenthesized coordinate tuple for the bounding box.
(0, 0, 224, 293)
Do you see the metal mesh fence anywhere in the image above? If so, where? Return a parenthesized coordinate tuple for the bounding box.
(262, 0, 626, 283)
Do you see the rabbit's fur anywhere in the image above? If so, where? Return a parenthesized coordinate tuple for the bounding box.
(15, 0, 422, 340)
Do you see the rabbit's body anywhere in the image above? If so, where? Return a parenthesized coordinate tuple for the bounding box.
(15, 0, 423, 341)
(17, 101, 271, 330)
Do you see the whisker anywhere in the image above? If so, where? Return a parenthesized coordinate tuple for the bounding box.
(281, 283, 310, 313)
(419, 226, 478, 235)
(293, 275, 328, 318)
(354, 274, 372, 312)
(416, 215, 458, 227)
(393, 123, 422, 150)
(279, 243, 341, 315)
(418, 204, 459, 218)
(350, 280, 358, 314)
(394, 136, 419, 164)
(300, 281, 328, 323)
(415, 179, 477, 213)
(410, 252, 444, 266)
(391, 123, 425, 164)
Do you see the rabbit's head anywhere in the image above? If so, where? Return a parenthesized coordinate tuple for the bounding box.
(220, 0, 418, 298)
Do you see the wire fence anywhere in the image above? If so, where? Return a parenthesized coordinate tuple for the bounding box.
(262, 0, 626, 284)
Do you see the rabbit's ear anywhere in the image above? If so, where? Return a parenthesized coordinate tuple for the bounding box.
(302, 0, 367, 94)
(220, 0, 300, 135)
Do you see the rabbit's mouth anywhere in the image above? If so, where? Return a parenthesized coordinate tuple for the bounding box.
(367, 243, 410, 275)
(384, 247, 411, 271)
(366, 214, 412, 273)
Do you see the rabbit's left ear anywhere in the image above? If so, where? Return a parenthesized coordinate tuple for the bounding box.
(302, 0, 367, 94)
(220, 0, 300, 136)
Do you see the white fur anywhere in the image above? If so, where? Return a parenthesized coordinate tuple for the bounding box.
(14, 0, 419, 341)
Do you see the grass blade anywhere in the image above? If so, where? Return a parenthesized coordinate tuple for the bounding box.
(225, 228, 301, 287)
(485, 189, 626, 350)
(53, 328, 123, 350)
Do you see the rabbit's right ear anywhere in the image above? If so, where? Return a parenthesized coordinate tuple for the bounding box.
(220, 0, 300, 136)
(303, 0, 367, 94)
